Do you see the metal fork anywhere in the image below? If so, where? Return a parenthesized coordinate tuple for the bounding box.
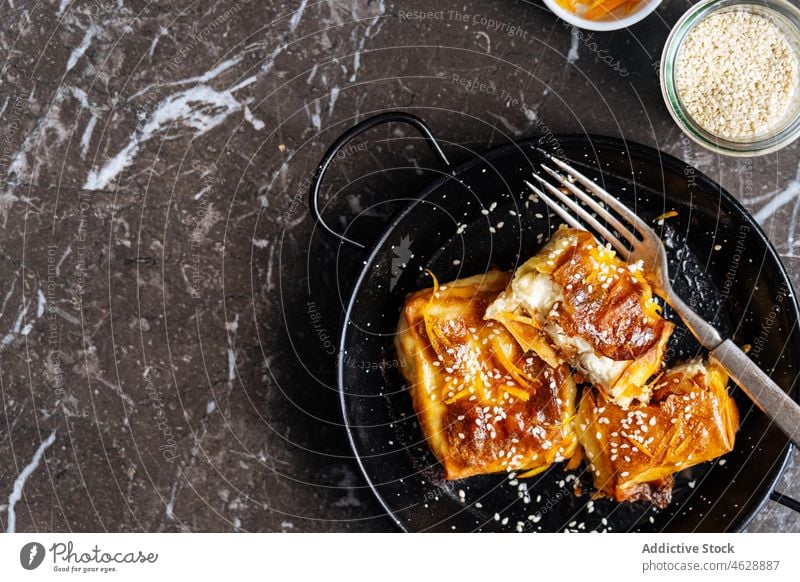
(525, 157, 800, 446)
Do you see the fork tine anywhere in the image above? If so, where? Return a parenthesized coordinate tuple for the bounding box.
(548, 156, 653, 240)
(526, 177, 631, 257)
(540, 164, 638, 247)
(524, 180, 586, 232)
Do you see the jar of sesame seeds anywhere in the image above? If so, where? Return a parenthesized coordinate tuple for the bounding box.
(660, 0, 800, 156)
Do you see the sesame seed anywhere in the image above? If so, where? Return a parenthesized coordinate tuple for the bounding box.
(675, 10, 799, 139)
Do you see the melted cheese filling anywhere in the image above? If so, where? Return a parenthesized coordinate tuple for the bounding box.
(544, 322, 628, 391)
(498, 270, 627, 391)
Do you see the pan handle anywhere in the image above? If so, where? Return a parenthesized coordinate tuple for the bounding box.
(771, 490, 800, 514)
(309, 111, 451, 250)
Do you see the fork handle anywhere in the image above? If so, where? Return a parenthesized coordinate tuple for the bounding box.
(710, 339, 800, 447)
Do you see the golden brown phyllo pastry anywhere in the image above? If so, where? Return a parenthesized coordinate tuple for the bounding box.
(575, 359, 739, 507)
(485, 226, 674, 407)
(394, 226, 738, 505)
(395, 270, 578, 480)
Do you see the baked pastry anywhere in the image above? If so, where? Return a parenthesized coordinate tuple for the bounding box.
(575, 359, 739, 507)
(395, 270, 578, 480)
(485, 226, 674, 407)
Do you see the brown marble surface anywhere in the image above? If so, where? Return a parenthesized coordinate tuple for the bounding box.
(0, 0, 798, 532)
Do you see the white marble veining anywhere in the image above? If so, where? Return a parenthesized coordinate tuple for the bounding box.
(6, 431, 57, 533)
(84, 84, 263, 190)
(348, 5, 385, 83)
(289, 0, 308, 32)
(65, 24, 100, 74)
(567, 26, 580, 64)
(4, 86, 94, 186)
(0, 278, 17, 319)
(0, 290, 43, 351)
(127, 55, 246, 101)
(227, 313, 239, 383)
(753, 162, 800, 255)
(79, 112, 97, 160)
(754, 163, 800, 224)
(148, 26, 168, 59)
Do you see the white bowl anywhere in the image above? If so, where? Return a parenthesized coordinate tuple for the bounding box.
(543, 0, 663, 31)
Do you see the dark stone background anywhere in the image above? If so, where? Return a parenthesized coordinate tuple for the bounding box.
(0, 0, 798, 532)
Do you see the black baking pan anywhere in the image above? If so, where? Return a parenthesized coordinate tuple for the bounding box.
(309, 111, 800, 532)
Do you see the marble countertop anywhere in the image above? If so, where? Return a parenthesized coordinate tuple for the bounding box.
(0, 0, 798, 532)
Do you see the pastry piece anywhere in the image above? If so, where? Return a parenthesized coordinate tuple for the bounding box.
(576, 359, 739, 507)
(395, 270, 578, 480)
(485, 226, 674, 407)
